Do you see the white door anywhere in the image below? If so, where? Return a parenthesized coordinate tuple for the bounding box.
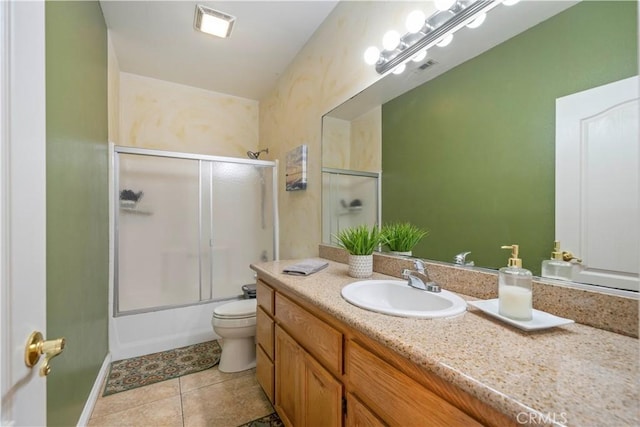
(0, 1, 48, 425)
(556, 76, 639, 292)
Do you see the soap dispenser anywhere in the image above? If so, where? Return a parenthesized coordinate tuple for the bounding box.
(541, 240, 574, 281)
(498, 244, 533, 321)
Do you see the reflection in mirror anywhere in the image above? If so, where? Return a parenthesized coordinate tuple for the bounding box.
(321, 1, 638, 292)
(322, 169, 380, 245)
(322, 108, 382, 245)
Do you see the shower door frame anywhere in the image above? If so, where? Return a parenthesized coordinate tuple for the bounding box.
(113, 145, 279, 317)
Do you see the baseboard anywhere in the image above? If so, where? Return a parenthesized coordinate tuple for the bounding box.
(77, 352, 112, 426)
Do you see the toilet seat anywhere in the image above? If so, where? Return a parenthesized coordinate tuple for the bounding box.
(213, 299, 257, 319)
(211, 315, 256, 328)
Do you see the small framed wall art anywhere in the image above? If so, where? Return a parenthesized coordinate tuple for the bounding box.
(285, 144, 308, 191)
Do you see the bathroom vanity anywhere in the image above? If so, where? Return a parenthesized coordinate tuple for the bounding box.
(255, 276, 507, 426)
(252, 257, 638, 426)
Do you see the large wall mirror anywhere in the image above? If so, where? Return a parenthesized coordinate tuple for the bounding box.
(322, 0, 638, 291)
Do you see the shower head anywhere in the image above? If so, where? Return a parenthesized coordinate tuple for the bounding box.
(247, 148, 269, 159)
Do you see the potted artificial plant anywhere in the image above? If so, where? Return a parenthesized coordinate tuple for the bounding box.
(334, 224, 381, 278)
(380, 222, 429, 257)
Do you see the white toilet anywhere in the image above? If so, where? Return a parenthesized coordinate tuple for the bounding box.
(211, 298, 257, 373)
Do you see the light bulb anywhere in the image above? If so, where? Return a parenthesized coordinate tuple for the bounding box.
(436, 33, 453, 47)
(502, 0, 520, 5)
(434, 0, 456, 11)
(364, 46, 381, 65)
(392, 63, 406, 75)
(411, 49, 427, 62)
(406, 10, 426, 33)
(466, 13, 486, 29)
(382, 30, 401, 51)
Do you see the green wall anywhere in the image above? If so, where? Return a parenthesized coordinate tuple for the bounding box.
(46, 1, 109, 425)
(382, 1, 637, 275)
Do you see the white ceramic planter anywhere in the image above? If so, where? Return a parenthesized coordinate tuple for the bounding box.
(348, 254, 373, 278)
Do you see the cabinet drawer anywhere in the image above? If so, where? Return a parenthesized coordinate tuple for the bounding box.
(257, 280, 274, 315)
(256, 345, 274, 404)
(347, 341, 481, 426)
(275, 294, 343, 376)
(256, 306, 274, 359)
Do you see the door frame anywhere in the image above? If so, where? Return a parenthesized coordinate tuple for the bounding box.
(0, 0, 47, 425)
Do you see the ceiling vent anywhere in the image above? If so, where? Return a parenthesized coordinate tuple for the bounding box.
(418, 59, 438, 70)
(194, 5, 236, 39)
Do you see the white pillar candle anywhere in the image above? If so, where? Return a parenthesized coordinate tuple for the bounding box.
(499, 285, 532, 320)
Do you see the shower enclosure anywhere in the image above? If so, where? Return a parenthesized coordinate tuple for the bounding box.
(111, 146, 278, 359)
(322, 167, 380, 244)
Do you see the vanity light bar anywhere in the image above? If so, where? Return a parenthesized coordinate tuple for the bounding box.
(374, 0, 503, 75)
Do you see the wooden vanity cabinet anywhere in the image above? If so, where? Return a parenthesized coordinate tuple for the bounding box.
(256, 276, 515, 427)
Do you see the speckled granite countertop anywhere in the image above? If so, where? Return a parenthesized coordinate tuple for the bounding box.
(251, 259, 639, 427)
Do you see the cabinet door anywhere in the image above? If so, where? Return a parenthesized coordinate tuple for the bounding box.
(275, 325, 303, 427)
(346, 393, 385, 427)
(304, 351, 343, 427)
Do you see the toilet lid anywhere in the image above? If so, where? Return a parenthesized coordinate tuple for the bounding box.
(213, 299, 257, 319)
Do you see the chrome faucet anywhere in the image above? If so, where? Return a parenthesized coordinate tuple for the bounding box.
(454, 251, 474, 266)
(402, 259, 441, 293)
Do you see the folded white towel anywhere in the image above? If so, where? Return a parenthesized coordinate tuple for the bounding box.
(283, 259, 329, 276)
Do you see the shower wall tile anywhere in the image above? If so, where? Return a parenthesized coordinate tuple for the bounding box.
(119, 72, 259, 157)
(260, 1, 426, 258)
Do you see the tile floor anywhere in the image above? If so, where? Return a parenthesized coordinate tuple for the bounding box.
(88, 367, 274, 427)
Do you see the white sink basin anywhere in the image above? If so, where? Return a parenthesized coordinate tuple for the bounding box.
(341, 279, 467, 319)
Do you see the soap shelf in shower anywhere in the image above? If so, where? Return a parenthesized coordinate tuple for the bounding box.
(120, 205, 153, 216)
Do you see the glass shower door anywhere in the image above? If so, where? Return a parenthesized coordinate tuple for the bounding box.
(115, 149, 277, 315)
(208, 161, 275, 299)
(116, 154, 201, 313)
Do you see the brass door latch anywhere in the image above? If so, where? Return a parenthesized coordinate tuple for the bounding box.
(562, 251, 583, 263)
(24, 331, 66, 376)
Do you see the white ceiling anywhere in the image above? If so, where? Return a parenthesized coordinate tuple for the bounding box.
(100, 1, 339, 100)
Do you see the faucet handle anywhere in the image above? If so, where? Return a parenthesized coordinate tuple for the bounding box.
(413, 259, 425, 272)
(454, 251, 474, 266)
(401, 268, 412, 279)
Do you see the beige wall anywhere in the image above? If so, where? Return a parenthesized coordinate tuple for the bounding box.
(119, 72, 259, 157)
(322, 106, 381, 173)
(260, 1, 421, 258)
(322, 116, 351, 169)
(350, 106, 381, 173)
